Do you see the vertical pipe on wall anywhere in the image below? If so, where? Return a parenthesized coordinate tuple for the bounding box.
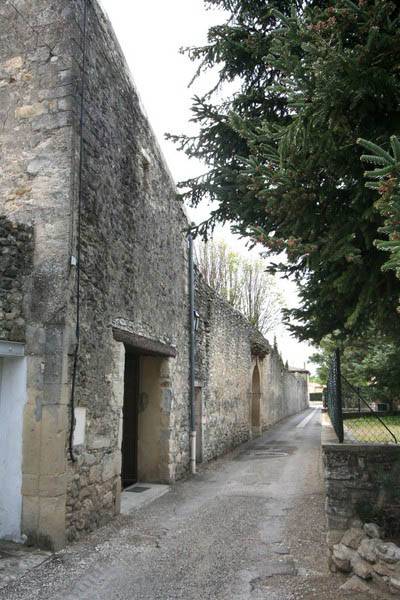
(188, 233, 196, 474)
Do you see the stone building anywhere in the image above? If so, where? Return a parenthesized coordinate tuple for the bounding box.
(0, 0, 308, 550)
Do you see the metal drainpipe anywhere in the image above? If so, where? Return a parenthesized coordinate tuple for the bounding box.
(188, 233, 196, 474)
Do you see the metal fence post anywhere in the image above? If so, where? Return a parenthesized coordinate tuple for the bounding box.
(335, 348, 344, 443)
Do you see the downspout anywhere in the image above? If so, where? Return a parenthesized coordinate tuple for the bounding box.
(188, 233, 196, 474)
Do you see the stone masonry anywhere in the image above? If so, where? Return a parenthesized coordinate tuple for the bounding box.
(0, 217, 33, 342)
(196, 271, 308, 461)
(322, 419, 400, 557)
(332, 521, 400, 595)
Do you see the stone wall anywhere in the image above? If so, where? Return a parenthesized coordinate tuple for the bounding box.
(64, 0, 191, 541)
(322, 418, 400, 551)
(331, 521, 400, 595)
(260, 359, 308, 430)
(195, 272, 309, 462)
(0, 217, 33, 342)
(0, 0, 78, 550)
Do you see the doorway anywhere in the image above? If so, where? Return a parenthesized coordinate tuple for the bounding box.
(121, 353, 140, 489)
(121, 351, 165, 487)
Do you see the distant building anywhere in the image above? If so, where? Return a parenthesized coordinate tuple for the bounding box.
(309, 381, 324, 402)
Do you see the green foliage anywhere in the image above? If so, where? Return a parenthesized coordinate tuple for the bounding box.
(311, 330, 400, 404)
(359, 136, 400, 287)
(171, 0, 400, 343)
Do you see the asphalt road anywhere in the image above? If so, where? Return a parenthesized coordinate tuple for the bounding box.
(1, 407, 386, 600)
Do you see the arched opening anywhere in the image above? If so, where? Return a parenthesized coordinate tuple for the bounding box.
(251, 364, 261, 430)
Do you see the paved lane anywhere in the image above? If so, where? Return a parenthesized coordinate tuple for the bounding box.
(1, 407, 387, 599)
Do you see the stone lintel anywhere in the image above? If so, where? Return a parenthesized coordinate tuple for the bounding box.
(112, 327, 177, 358)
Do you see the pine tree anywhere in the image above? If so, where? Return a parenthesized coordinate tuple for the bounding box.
(359, 136, 400, 288)
(170, 0, 400, 343)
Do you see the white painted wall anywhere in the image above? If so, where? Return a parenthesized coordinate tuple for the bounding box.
(0, 356, 27, 541)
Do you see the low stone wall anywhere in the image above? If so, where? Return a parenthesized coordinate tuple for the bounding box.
(322, 416, 400, 589)
(322, 421, 400, 543)
(331, 521, 400, 595)
(0, 216, 33, 342)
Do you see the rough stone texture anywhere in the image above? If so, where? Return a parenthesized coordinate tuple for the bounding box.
(339, 575, 372, 594)
(331, 543, 356, 572)
(365, 522, 382, 539)
(195, 272, 308, 461)
(0, 217, 33, 341)
(322, 434, 400, 536)
(332, 523, 400, 595)
(352, 555, 373, 580)
(375, 542, 400, 564)
(341, 527, 366, 550)
(0, 0, 77, 550)
(358, 538, 380, 563)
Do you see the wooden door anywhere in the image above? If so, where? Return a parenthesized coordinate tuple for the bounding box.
(122, 354, 140, 488)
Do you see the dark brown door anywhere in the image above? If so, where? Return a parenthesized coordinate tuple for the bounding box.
(122, 354, 140, 488)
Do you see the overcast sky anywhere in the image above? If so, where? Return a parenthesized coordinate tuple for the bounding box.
(99, 0, 315, 371)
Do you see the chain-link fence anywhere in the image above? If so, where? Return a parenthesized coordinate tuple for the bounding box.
(326, 350, 398, 444)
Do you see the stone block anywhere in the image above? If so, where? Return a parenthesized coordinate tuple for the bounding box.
(390, 577, 400, 593)
(26, 357, 45, 393)
(37, 495, 66, 550)
(22, 402, 41, 475)
(31, 112, 70, 131)
(15, 104, 46, 119)
(341, 528, 366, 550)
(373, 560, 397, 578)
(21, 495, 39, 541)
(332, 544, 356, 572)
(339, 575, 372, 594)
(39, 474, 67, 497)
(358, 538, 379, 563)
(375, 542, 400, 565)
(351, 555, 373, 580)
(3, 56, 24, 74)
(89, 464, 102, 484)
(22, 474, 39, 496)
(84, 452, 97, 467)
(102, 454, 116, 482)
(364, 522, 382, 539)
(87, 435, 112, 450)
(39, 404, 67, 476)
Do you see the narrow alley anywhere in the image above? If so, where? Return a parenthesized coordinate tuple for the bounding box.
(1, 408, 388, 600)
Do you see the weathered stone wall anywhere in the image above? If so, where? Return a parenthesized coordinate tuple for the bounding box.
(195, 274, 256, 460)
(260, 357, 308, 430)
(195, 272, 309, 462)
(322, 419, 400, 551)
(0, 0, 77, 550)
(64, 0, 191, 540)
(0, 217, 33, 342)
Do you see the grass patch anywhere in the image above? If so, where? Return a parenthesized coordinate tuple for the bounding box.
(344, 414, 400, 444)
